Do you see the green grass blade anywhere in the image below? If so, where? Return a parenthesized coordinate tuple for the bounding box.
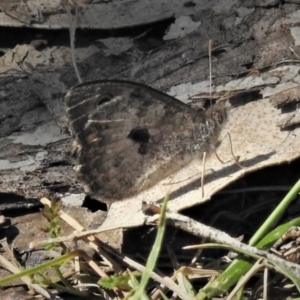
(198, 178, 300, 299)
(131, 196, 168, 299)
(249, 179, 300, 246)
(0, 250, 81, 286)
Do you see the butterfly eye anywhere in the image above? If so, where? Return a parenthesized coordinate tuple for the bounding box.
(214, 112, 223, 124)
(97, 94, 114, 107)
(214, 109, 227, 125)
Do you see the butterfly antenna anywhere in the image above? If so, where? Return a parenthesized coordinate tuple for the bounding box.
(226, 132, 244, 168)
(214, 132, 244, 168)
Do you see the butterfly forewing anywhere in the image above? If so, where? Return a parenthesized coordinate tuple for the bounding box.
(65, 80, 222, 203)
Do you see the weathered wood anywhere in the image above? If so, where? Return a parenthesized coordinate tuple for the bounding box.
(0, 1, 299, 206)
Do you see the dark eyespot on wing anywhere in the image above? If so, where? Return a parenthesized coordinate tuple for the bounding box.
(128, 127, 150, 143)
(127, 127, 150, 155)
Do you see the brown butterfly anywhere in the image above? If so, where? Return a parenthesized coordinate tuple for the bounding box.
(65, 80, 225, 203)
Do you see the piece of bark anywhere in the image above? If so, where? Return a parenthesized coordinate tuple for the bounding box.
(0, 2, 299, 227)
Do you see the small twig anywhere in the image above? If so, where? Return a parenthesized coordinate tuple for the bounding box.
(207, 40, 213, 107)
(63, 0, 82, 83)
(35, 198, 122, 275)
(146, 211, 300, 278)
(201, 152, 207, 197)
